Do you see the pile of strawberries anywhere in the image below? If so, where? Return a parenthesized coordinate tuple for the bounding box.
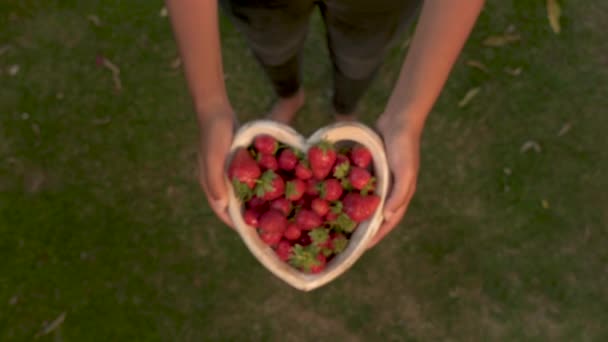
(227, 135, 380, 274)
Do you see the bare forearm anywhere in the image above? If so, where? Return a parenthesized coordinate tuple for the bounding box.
(385, 0, 485, 134)
(166, 0, 231, 119)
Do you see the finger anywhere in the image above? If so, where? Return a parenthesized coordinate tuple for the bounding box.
(383, 171, 416, 221)
(210, 201, 234, 228)
(368, 203, 408, 249)
(198, 154, 234, 228)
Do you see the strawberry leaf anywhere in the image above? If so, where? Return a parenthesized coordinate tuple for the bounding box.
(254, 170, 276, 197)
(289, 244, 321, 272)
(332, 235, 348, 254)
(322, 247, 333, 257)
(341, 178, 353, 191)
(309, 228, 329, 245)
(316, 140, 335, 154)
(333, 161, 350, 179)
(331, 201, 343, 214)
(331, 213, 357, 233)
(232, 179, 253, 201)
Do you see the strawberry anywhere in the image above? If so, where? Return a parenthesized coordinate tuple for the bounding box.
(278, 148, 298, 171)
(295, 160, 313, 180)
(319, 179, 343, 201)
(255, 170, 285, 201)
(310, 253, 327, 274)
(285, 179, 306, 201)
(259, 231, 282, 246)
(305, 179, 319, 196)
(311, 198, 329, 217)
(258, 209, 287, 233)
(343, 193, 381, 223)
(348, 167, 372, 190)
(270, 197, 291, 216)
(258, 154, 278, 171)
(297, 232, 312, 246)
(332, 154, 351, 180)
(325, 211, 338, 221)
(247, 196, 266, 211)
(275, 240, 293, 261)
(308, 140, 337, 180)
(228, 148, 261, 199)
(295, 209, 322, 230)
(243, 209, 259, 227)
(350, 144, 372, 168)
(253, 135, 278, 155)
(284, 223, 301, 240)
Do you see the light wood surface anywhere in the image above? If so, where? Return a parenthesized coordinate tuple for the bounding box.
(225, 120, 389, 291)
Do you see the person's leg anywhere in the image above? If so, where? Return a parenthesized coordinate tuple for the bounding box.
(220, 0, 314, 123)
(320, 0, 422, 119)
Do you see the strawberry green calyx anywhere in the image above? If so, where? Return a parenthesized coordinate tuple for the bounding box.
(321, 247, 333, 257)
(360, 177, 376, 196)
(309, 228, 329, 246)
(332, 235, 348, 253)
(341, 178, 353, 191)
(330, 213, 357, 233)
(315, 140, 335, 154)
(292, 148, 305, 160)
(254, 170, 276, 197)
(233, 179, 253, 201)
(333, 161, 350, 179)
(330, 201, 343, 214)
(289, 244, 321, 272)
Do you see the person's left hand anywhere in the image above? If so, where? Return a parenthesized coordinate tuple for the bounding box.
(369, 112, 422, 248)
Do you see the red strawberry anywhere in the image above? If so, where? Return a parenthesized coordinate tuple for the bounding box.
(285, 179, 306, 201)
(258, 209, 287, 233)
(332, 154, 351, 179)
(275, 240, 293, 261)
(260, 231, 282, 246)
(270, 197, 291, 216)
(278, 149, 298, 171)
(253, 135, 278, 155)
(228, 147, 261, 190)
(310, 254, 327, 274)
(305, 179, 319, 196)
(350, 145, 372, 168)
(243, 209, 259, 227)
(247, 196, 266, 211)
(308, 141, 337, 180)
(297, 233, 312, 246)
(258, 154, 278, 171)
(295, 209, 322, 230)
(343, 193, 381, 223)
(348, 167, 372, 190)
(325, 211, 338, 221)
(319, 179, 343, 201)
(295, 161, 313, 180)
(284, 223, 301, 240)
(255, 170, 285, 201)
(311, 198, 329, 217)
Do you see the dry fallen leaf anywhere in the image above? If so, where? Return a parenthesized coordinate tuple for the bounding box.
(35, 312, 66, 338)
(557, 122, 572, 136)
(466, 60, 489, 73)
(8, 64, 20, 76)
(458, 87, 481, 108)
(101, 58, 122, 91)
(541, 199, 550, 209)
(483, 34, 521, 47)
(8, 295, 18, 306)
(0, 45, 11, 56)
(170, 57, 181, 69)
(87, 14, 101, 26)
(520, 140, 542, 153)
(547, 0, 561, 34)
(504, 67, 522, 76)
(159, 6, 168, 17)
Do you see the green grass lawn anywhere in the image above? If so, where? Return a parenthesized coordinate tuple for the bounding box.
(1, 0, 607, 340)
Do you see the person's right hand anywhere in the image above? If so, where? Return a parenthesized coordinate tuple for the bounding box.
(197, 109, 236, 227)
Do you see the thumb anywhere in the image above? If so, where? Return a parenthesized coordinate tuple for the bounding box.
(204, 152, 229, 205)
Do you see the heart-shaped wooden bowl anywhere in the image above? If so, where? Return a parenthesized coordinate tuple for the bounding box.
(225, 120, 389, 291)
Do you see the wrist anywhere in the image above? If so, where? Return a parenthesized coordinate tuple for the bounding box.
(378, 108, 426, 139)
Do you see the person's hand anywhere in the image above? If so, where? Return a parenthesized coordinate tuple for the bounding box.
(369, 113, 422, 248)
(197, 109, 236, 227)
